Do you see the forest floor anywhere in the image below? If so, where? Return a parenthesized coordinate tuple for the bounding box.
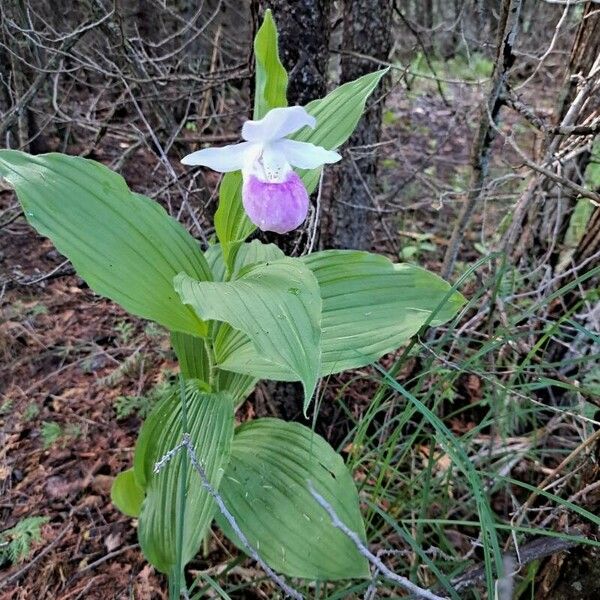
(1, 67, 598, 600)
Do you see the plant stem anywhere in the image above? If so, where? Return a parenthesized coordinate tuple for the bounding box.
(203, 337, 215, 388)
(172, 376, 189, 599)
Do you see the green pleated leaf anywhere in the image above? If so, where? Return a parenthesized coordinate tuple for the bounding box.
(302, 250, 466, 375)
(176, 241, 285, 405)
(204, 241, 292, 382)
(253, 9, 288, 120)
(111, 468, 144, 518)
(213, 172, 255, 274)
(209, 244, 465, 379)
(292, 69, 388, 193)
(134, 384, 234, 574)
(174, 258, 322, 413)
(214, 369, 257, 407)
(214, 70, 387, 271)
(232, 239, 285, 267)
(0, 151, 211, 336)
(205, 240, 285, 282)
(216, 418, 370, 580)
(214, 324, 295, 381)
(204, 243, 229, 283)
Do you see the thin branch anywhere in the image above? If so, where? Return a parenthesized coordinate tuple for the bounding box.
(0, 34, 82, 140)
(0, 525, 71, 589)
(504, 89, 600, 136)
(307, 483, 448, 600)
(72, 544, 139, 579)
(492, 119, 600, 207)
(452, 536, 581, 591)
(304, 169, 324, 256)
(392, 0, 450, 106)
(441, 0, 523, 278)
(154, 435, 303, 600)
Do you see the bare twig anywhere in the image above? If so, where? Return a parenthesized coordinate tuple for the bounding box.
(441, 0, 523, 278)
(72, 544, 139, 579)
(154, 435, 303, 600)
(0, 524, 71, 589)
(452, 536, 581, 591)
(307, 483, 448, 600)
(493, 121, 600, 207)
(0, 34, 81, 141)
(508, 426, 600, 537)
(504, 89, 600, 136)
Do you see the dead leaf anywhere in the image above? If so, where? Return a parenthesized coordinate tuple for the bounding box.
(104, 531, 121, 553)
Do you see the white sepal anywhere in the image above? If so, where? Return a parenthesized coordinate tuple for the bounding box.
(180, 141, 253, 172)
(276, 139, 341, 170)
(241, 106, 316, 143)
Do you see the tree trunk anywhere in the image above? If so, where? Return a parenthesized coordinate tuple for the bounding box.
(261, 0, 331, 106)
(422, 0, 434, 53)
(502, 2, 600, 386)
(506, 1, 600, 271)
(322, 0, 392, 251)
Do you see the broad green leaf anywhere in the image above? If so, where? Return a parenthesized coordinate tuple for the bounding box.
(171, 331, 256, 405)
(174, 259, 322, 413)
(134, 384, 234, 574)
(214, 70, 388, 271)
(0, 151, 210, 335)
(214, 323, 295, 381)
(232, 239, 285, 267)
(302, 250, 466, 374)
(204, 243, 228, 283)
(111, 468, 144, 518)
(253, 9, 288, 120)
(174, 242, 284, 404)
(205, 241, 293, 382)
(214, 368, 257, 407)
(213, 172, 254, 274)
(205, 240, 285, 282)
(292, 69, 389, 193)
(216, 419, 370, 580)
(211, 245, 465, 378)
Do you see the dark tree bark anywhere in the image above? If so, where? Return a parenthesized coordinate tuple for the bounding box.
(506, 1, 600, 271)
(502, 2, 600, 387)
(420, 0, 434, 53)
(322, 0, 392, 251)
(260, 0, 331, 106)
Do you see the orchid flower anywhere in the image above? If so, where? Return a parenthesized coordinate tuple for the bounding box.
(181, 106, 341, 234)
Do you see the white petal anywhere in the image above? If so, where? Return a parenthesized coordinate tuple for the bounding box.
(181, 141, 254, 172)
(276, 139, 341, 169)
(241, 106, 316, 143)
(260, 144, 292, 183)
(244, 143, 292, 183)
